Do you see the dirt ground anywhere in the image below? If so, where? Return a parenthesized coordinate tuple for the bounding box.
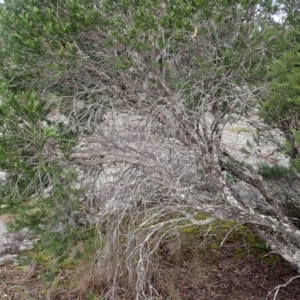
(154, 245, 300, 300)
(1, 223, 300, 300)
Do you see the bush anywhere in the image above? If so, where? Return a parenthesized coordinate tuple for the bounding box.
(258, 163, 296, 180)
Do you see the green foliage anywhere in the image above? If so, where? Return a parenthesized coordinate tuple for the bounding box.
(260, 42, 300, 165)
(0, 2, 298, 296)
(262, 51, 300, 117)
(0, 0, 291, 236)
(0, 84, 82, 232)
(257, 163, 296, 180)
(15, 224, 99, 297)
(292, 156, 300, 173)
(0, 0, 106, 93)
(258, 2, 300, 165)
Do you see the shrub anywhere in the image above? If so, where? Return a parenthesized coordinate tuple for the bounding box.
(258, 163, 296, 180)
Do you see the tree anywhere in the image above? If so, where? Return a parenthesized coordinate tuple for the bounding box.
(260, 1, 300, 169)
(0, 0, 299, 298)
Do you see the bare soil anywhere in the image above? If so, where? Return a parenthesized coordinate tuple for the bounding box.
(1, 222, 300, 300)
(154, 237, 300, 300)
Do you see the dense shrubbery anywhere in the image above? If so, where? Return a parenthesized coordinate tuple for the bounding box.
(0, 0, 300, 298)
(258, 163, 296, 180)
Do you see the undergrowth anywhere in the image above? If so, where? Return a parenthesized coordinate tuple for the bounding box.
(258, 163, 296, 180)
(1, 209, 288, 299)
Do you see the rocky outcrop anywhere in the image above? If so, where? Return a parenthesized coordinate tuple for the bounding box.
(0, 224, 38, 265)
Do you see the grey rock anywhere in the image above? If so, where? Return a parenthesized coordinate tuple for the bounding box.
(0, 225, 38, 261)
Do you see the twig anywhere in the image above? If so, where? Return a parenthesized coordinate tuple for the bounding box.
(220, 223, 245, 247)
(265, 275, 300, 300)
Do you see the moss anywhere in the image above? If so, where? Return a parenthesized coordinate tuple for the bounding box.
(51, 277, 65, 289)
(35, 252, 50, 263)
(219, 220, 236, 229)
(60, 257, 76, 269)
(169, 215, 280, 269)
(179, 225, 199, 234)
(193, 212, 212, 221)
(228, 126, 255, 133)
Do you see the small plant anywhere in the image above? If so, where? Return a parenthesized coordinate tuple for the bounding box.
(229, 126, 255, 133)
(258, 163, 296, 180)
(292, 157, 300, 173)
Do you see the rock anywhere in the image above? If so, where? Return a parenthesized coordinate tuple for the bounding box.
(0, 225, 38, 260)
(0, 254, 17, 266)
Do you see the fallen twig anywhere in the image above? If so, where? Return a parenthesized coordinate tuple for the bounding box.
(266, 275, 300, 300)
